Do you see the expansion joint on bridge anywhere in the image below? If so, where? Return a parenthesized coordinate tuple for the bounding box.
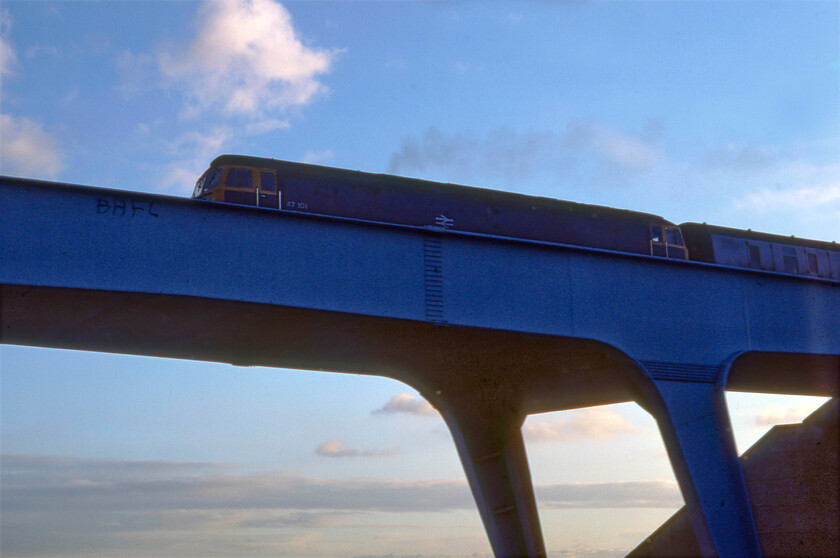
(423, 237, 446, 324)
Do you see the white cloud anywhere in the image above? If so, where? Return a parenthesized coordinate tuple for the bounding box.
(728, 159, 840, 239)
(245, 118, 291, 135)
(536, 479, 681, 509)
(374, 393, 438, 417)
(158, 127, 232, 194)
(158, 0, 335, 119)
(524, 408, 642, 443)
(0, 113, 63, 178)
(565, 120, 660, 172)
(315, 440, 402, 458)
(739, 181, 840, 212)
(755, 404, 818, 427)
(166, 128, 232, 158)
(0, 9, 16, 78)
(302, 149, 334, 165)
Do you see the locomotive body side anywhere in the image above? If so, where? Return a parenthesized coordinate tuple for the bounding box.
(193, 154, 688, 259)
(680, 222, 840, 280)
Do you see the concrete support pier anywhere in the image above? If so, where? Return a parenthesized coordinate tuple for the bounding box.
(438, 402, 546, 558)
(645, 373, 762, 557)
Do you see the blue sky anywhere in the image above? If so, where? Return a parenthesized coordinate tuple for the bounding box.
(1, 1, 837, 557)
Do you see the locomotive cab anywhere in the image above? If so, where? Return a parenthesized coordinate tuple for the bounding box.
(650, 224, 687, 259)
(193, 163, 280, 209)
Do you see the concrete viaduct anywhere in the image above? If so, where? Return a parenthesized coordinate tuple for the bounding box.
(2, 176, 838, 557)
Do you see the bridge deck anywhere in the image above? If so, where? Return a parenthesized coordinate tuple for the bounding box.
(2, 176, 838, 557)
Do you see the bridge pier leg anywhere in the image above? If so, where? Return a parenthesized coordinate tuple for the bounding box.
(647, 378, 762, 557)
(437, 402, 546, 558)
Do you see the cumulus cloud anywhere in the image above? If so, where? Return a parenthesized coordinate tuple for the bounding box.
(373, 393, 438, 417)
(0, 113, 63, 178)
(523, 408, 641, 443)
(388, 121, 660, 184)
(0, 15, 64, 179)
(315, 440, 402, 458)
(158, 0, 335, 119)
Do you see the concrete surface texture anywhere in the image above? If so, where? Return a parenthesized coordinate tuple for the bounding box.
(628, 397, 839, 557)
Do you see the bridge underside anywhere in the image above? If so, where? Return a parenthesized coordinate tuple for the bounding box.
(1, 284, 648, 413)
(4, 284, 839, 557)
(4, 284, 836, 405)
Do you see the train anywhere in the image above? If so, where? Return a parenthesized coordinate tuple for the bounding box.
(192, 154, 840, 280)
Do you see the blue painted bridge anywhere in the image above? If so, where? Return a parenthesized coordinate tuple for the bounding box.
(2, 176, 838, 557)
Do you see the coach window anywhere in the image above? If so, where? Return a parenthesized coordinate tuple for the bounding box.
(808, 253, 819, 274)
(782, 247, 798, 274)
(226, 168, 252, 188)
(749, 244, 761, 268)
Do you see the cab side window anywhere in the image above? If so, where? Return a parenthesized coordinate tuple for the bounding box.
(226, 168, 252, 188)
(260, 171, 276, 191)
(651, 225, 663, 243)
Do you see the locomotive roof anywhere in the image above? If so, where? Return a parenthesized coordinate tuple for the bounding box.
(209, 154, 675, 225)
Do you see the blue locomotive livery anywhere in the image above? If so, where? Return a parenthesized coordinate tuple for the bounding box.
(192, 154, 839, 280)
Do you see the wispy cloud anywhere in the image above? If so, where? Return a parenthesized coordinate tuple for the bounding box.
(727, 158, 840, 238)
(524, 408, 642, 443)
(2, 453, 680, 513)
(156, 127, 233, 194)
(754, 404, 817, 427)
(157, 0, 336, 120)
(0, 113, 64, 178)
(373, 393, 438, 417)
(388, 121, 661, 185)
(0, 9, 17, 78)
(315, 440, 402, 458)
(1, 454, 680, 556)
(565, 119, 660, 172)
(302, 149, 335, 165)
(536, 479, 681, 509)
(738, 181, 840, 213)
(701, 143, 779, 174)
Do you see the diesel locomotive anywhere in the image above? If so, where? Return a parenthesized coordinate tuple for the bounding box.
(192, 154, 840, 280)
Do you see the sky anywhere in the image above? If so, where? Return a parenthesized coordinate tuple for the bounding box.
(0, 1, 837, 557)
